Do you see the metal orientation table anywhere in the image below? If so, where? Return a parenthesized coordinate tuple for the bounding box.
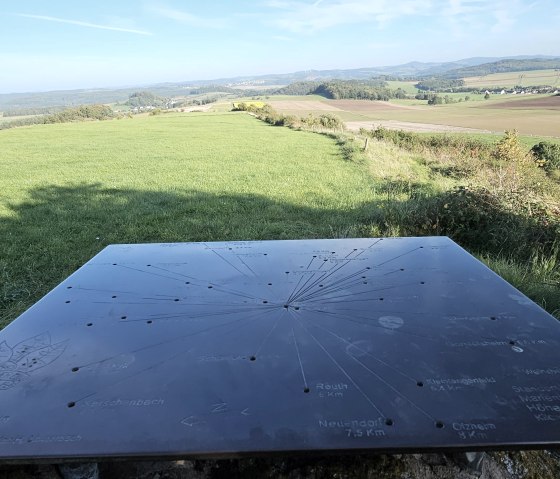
(1, 237, 560, 462)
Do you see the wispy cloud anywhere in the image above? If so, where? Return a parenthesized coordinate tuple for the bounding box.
(442, 0, 524, 36)
(14, 13, 152, 36)
(147, 5, 228, 29)
(263, 0, 435, 33)
(263, 0, 530, 35)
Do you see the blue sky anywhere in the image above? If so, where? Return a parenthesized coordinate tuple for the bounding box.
(1, 0, 559, 93)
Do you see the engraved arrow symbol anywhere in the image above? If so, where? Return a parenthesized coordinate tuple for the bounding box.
(180, 415, 205, 427)
(211, 402, 228, 413)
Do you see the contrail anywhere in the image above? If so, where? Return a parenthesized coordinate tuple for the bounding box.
(14, 13, 152, 36)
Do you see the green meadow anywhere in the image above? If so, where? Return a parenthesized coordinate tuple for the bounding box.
(0, 113, 375, 326)
(1, 111, 559, 329)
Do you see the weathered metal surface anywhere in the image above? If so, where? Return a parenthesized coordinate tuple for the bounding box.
(1, 237, 559, 462)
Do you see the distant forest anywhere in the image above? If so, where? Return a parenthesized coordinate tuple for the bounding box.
(275, 80, 407, 100)
(443, 58, 560, 78)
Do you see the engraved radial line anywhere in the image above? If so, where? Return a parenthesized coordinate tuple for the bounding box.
(77, 308, 277, 369)
(295, 274, 371, 302)
(91, 301, 174, 305)
(296, 281, 366, 303)
(355, 238, 383, 257)
(150, 264, 261, 299)
(148, 265, 209, 282)
(235, 255, 259, 277)
(291, 251, 373, 301)
(205, 246, 250, 278)
(307, 305, 446, 317)
(296, 318, 385, 417)
(299, 307, 438, 341)
(306, 319, 420, 384)
(74, 311, 268, 404)
(139, 304, 280, 322)
(115, 264, 186, 283)
(289, 312, 308, 389)
(286, 272, 308, 303)
(148, 265, 260, 297)
(383, 268, 405, 276)
(290, 259, 354, 302)
(306, 256, 316, 269)
(304, 282, 419, 303)
(253, 311, 283, 357)
(301, 267, 370, 297)
(287, 260, 328, 302)
(292, 260, 351, 299)
(75, 287, 142, 295)
(200, 285, 262, 301)
(350, 354, 436, 421)
(374, 247, 422, 267)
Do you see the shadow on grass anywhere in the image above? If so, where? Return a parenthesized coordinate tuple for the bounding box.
(1, 181, 558, 327)
(0, 183, 373, 327)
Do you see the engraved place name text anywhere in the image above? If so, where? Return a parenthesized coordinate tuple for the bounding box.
(0, 435, 82, 444)
(319, 418, 384, 429)
(512, 384, 560, 422)
(521, 367, 560, 376)
(453, 422, 496, 440)
(319, 418, 386, 439)
(425, 377, 496, 391)
(85, 398, 164, 408)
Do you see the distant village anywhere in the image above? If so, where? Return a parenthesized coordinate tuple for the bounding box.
(483, 86, 559, 96)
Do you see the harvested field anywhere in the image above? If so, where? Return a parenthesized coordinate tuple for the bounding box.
(329, 99, 417, 111)
(269, 99, 417, 113)
(481, 95, 560, 110)
(346, 120, 490, 134)
(267, 100, 343, 111)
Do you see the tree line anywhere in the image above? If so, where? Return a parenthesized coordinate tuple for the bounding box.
(442, 58, 560, 79)
(274, 80, 407, 100)
(0, 105, 115, 130)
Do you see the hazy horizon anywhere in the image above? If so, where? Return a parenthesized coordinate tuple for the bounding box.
(1, 0, 559, 94)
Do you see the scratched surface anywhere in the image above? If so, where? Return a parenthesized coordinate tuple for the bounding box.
(1, 237, 560, 462)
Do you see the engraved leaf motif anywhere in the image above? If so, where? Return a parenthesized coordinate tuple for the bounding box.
(15, 341, 68, 373)
(11, 333, 52, 362)
(0, 361, 17, 371)
(0, 341, 13, 362)
(0, 371, 29, 390)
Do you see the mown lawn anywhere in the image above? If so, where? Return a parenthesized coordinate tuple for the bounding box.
(0, 112, 376, 327)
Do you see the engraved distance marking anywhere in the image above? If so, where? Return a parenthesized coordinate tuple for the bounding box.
(318, 418, 387, 439)
(316, 382, 348, 398)
(426, 377, 496, 392)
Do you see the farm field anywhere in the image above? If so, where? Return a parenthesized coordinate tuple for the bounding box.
(464, 69, 560, 89)
(264, 95, 560, 137)
(480, 95, 560, 110)
(0, 112, 377, 327)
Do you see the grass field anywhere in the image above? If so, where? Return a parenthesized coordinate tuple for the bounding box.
(464, 69, 560, 89)
(1, 111, 558, 330)
(385, 80, 419, 94)
(0, 113, 376, 327)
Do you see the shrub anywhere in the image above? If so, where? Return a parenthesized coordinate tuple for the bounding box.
(491, 130, 527, 164)
(531, 141, 560, 173)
